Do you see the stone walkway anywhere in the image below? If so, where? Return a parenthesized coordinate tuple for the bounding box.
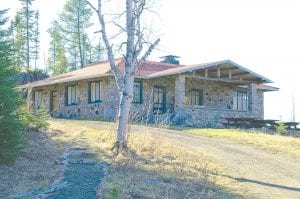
(12, 146, 106, 199)
(47, 147, 106, 199)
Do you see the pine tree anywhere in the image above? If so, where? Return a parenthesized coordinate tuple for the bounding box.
(33, 10, 40, 69)
(59, 0, 93, 69)
(0, 9, 24, 164)
(91, 38, 104, 63)
(12, 12, 26, 68)
(11, 0, 40, 69)
(47, 21, 68, 75)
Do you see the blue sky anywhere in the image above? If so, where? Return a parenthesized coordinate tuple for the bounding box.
(1, 0, 299, 121)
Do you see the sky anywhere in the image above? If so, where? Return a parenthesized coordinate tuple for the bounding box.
(0, 0, 299, 122)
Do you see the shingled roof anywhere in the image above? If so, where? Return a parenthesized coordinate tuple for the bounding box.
(21, 58, 277, 91)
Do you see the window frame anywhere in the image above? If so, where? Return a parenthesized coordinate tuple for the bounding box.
(34, 90, 42, 109)
(65, 85, 78, 106)
(189, 89, 204, 106)
(234, 91, 249, 111)
(132, 81, 143, 104)
(88, 81, 101, 104)
(153, 85, 167, 114)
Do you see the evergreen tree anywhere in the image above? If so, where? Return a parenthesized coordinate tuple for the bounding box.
(33, 10, 40, 69)
(91, 38, 104, 63)
(47, 21, 68, 75)
(59, 0, 93, 69)
(11, 0, 40, 69)
(0, 9, 23, 164)
(11, 13, 26, 68)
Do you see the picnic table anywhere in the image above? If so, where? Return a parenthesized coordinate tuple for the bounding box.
(284, 122, 299, 130)
(222, 118, 278, 129)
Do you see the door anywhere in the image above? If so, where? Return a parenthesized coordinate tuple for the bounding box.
(153, 86, 166, 114)
(50, 91, 58, 116)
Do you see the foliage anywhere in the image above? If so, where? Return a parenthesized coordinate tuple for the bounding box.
(20, 107, 49, 129)
(274, 121, 287, 135)
(10, 0, 40, 69)
(108, 187, 119, 199)
(58, 0, 93, 69)
(47, 20, 68, 76)
(0, 9, 24, 164)
(18, 68, 48, 85)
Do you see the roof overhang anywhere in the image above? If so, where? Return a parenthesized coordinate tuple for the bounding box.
(147, 60, 273, 84)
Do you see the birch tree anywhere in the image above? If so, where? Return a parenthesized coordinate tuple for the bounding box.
(87, 0, 160, 153)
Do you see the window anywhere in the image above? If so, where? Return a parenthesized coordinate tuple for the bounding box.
(153, 86, 166, 114)
(34, 91, 42, 109)
(133, 81, 142, 104)
(233, 91, 248, 111)
(89, 81, 101, 103)
(189, 89, 203, 106)
(66, 85, 78, 106)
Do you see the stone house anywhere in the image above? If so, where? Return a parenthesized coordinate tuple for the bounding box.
(22, 56, 278, 127)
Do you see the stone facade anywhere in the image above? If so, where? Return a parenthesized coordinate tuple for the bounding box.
(29, 75, 265, 127)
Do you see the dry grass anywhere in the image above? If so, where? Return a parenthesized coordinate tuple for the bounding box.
(48, 119, 243, 198)
(0, 120, 244, 198)
(185, 128, 300, 158)
(0, 128, 64, 198)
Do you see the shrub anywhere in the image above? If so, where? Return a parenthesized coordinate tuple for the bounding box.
(0, 10, 24, 164)
(20, 107, 49, 129)
(274, 121, 287, 135)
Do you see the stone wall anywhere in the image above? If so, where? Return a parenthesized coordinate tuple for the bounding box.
(30, 77, 119, 120)
(30, 75, 264, 127)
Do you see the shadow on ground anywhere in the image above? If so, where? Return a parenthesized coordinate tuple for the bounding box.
(1, 123, 243, 199)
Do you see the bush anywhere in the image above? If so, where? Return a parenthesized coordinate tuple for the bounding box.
(0, 115, 24, 164)
(274, 121, 287, 135)
(20, 107, 49, 129)
(0, 10, 24, 164)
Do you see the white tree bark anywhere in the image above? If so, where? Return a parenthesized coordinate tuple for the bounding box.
(88, 0, 160, 152)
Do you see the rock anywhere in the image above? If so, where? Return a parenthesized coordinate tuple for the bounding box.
(162, 154, 176, 161)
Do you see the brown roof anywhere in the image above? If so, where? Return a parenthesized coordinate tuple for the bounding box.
(21, 58, 275, 90)
(22, 59, 182, 88)
(256, 84, 279, 92)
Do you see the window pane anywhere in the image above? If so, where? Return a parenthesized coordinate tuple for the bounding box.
(35, 91, 42, 108)
(189, 89, 202, 106)
(153, 88, 159, 103)
(71, 86, 76, 104)
(133, 82, 140, 103)
(95, 82, 100, 101)
(68, 87, 72, 105)
(153, 86, 166, 113)
(91, 82, 95, 102)
(235, 92, 248, 111)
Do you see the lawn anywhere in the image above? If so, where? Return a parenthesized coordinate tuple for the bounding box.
(0, 119, 244, 198)
(184, 128, 300, 158)
(49, 119, 243, 198)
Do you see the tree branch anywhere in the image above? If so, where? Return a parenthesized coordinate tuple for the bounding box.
(87, 0, 123, 91)
(135, 38, 160, 72)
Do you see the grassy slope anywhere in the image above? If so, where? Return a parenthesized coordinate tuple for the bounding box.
(49, 119, 244, 198)
(184, 129, 300, 158)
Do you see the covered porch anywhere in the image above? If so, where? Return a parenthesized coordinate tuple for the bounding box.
(148, 60, 274, 127)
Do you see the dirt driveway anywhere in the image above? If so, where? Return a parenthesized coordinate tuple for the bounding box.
(61, 120, 300, 198)
(155, 128, 300, 199)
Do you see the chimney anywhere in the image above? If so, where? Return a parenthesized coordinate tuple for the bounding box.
(160, 55, 180, 65)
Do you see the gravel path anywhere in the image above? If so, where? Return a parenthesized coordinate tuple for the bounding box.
(58, 120, 300, 198)
(48, 147, 106, 199)
(156, 129, 300, 199)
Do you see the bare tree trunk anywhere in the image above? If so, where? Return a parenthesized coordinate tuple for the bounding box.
(26, 1, 30, 68)
(77, 10, 84, 68)
(88, 0, 160, 154)
(115, 74, 134, 151)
